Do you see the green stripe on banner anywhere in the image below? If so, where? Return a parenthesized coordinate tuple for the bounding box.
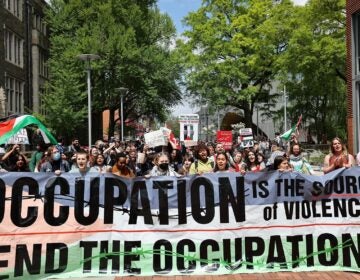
(4, 236, 359, 278)
(0, 115, 57, 145)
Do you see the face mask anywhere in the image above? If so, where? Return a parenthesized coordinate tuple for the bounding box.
(52, 152, 61, 161)
(159, 163, 169, 170)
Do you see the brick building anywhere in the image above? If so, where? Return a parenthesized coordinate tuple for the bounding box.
(0, 0, 49, 118)
(346, 0, 360, 155)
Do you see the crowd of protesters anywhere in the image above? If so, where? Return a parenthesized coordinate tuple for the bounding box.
(0, 133, 357, 177)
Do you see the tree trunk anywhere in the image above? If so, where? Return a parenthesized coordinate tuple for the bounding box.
(243, 101, 253, 128)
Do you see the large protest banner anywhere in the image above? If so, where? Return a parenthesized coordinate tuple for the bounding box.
(0, 168, 360, 279)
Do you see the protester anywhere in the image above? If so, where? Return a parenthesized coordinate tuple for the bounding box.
(257, 152, 267, 170)
(189, 143, 213, 175)
(9, 154, 29, 172)
(0, 148, 8, 172)
(170, 149, 183, 173)
(241, 151, 263, 172)
(289, 143, 313, 175)
(149, 152, 179, 176)
(178, 153, 194, 175)
(69, 151, 96, 175)
(213, 151, 230, 172)
(323, 137, 355, 174)
(29, 143, 46, 172)
(2, 144, 21, 167)
(112, 153, 135, 178)
(40, 145, 70, 175)
(230, 150, 243, 172)
(92, 154, 111, 173)
(273, 155, 292, 171)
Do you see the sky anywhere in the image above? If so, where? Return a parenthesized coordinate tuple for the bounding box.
(157, 0, 309, 116)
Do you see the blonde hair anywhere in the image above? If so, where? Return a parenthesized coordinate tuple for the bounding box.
(330, 137, 348, 156)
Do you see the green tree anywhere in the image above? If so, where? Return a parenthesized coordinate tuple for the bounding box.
(277, 0, 346, 142)
(175, 0, 296, 127)
(44, 0, 181, 141)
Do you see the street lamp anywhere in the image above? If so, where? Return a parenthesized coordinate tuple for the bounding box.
(77, 53, 100, 149)
(115, 87, 128, 142)
(282, 85, 288, 132)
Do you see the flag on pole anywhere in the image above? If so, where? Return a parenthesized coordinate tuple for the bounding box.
(0, 115, 57, 145)
(280, 115, 302, 141)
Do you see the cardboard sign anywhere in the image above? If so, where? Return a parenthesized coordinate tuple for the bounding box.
(6, 128, 29, 144)
(216, 130, 233, 150)
(144, 130, 167, 147)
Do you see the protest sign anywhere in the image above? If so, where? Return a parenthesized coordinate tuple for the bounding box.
(179, 114, 199, 142)
(6, 128, 29, 144)
(216, 130, 233, 150)
(144, 130, 167, 147)
(0, 168, 360, 278)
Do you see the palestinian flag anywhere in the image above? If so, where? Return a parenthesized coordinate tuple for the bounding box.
(0, 115, 57, 145)
(280, 115, 302, 141)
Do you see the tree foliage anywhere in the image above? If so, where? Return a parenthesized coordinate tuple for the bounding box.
(175, 0, 296, 127)
(176, 0, 346, 141)
(44, 0, 181, 140)
(277, 0, 346, 142)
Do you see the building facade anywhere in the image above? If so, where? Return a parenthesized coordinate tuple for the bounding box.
(346, 0, 360, 155)
(0, 0, 49, 118)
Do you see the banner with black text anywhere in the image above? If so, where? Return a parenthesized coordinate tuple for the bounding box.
(0, 167, 360, 278)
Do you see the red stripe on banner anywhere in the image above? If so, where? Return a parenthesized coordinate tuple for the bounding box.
(2, 223, 360, 236)
(312, 193, 360, 199)
(0, 118, 16, 136)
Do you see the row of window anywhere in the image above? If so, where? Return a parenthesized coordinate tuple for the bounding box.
(3, 0, 23, 20)
(5, 76, 23, 114)
(33, 13, 47, 35)
(4, 28, 24, 68)
(39, 50, 49, 78)
(354, 14, 360, 76)
(4, 29, 49, 77)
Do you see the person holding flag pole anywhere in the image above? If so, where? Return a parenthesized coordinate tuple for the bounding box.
(279, 115, 302, 143)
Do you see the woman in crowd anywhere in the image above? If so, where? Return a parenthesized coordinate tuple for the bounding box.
(189, 143, 213, 175)
(92, 154, 111, 173)
(257, 152, 267, 170)
(112, 153, 135, 178)
(213, 151, 230, 172)
(40, 146, 70, 175)
(169, 149, 183, 173)
(273, 155, 292, 171)
(178, 153, 194, 176)
(9, 154, 29, 172)
(69, 151, 97, 176)
(289, 143, 313, 174)
(231, 150, 243, 172)
(241, 151, 263, 173)
(323, 137, 355, 174)
(149, 152, 179, 176)
(89, 147, 100, 167)
(3, 144, 21, 167)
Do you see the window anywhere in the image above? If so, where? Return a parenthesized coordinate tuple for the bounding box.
(4, 0, 23, 20)
(354, 13, 360, 75)
(5, 76, 23, 114)
(39, 50, 49, 78)
(4, 28, 24, 68)
(33, 13, 47, 35)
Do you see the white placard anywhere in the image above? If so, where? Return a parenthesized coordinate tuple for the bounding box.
(144, 130, 167, 148)
(6, 129, 29, 144)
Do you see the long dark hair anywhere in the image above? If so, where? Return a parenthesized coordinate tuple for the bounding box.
(273, 155, 287, 170)
(213, 151, 229, 172)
